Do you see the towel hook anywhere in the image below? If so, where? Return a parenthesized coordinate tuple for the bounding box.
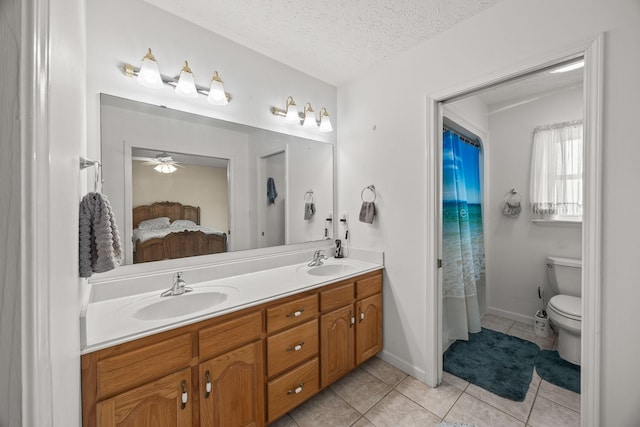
(361, 185, 376, 203)
(80, 157, 102, 193)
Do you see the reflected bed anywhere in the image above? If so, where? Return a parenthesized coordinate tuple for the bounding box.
(132, 201, 227, 263)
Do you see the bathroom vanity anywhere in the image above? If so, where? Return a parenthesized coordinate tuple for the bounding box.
(81, 258, 383, 427)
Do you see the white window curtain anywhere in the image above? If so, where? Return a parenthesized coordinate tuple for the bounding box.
(530, 120, 583, 218)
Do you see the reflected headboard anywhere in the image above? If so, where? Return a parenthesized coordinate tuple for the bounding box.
(132, 201, 200, 229)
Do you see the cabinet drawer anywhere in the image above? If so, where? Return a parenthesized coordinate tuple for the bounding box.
(267, 294, 318, 333)
(320, 282, 354, 312)
(96, 333, 192, 399)
(267, 358, 319, 422)
(356, 273, 382, 299)
(199, 311, 263, 360)
(267, 319, 318, 377)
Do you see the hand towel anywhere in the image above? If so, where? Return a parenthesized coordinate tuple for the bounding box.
(304, 202, 316, 220)
(79, 192, 123, 277)
(359, 201, 376, 224)
(267, 177, 278, 205)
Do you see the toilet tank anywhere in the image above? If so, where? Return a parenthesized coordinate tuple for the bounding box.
(546, 256, 582, 297)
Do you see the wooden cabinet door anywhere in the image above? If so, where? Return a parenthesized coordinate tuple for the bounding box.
(320, 305, 354, 387)
(199, 341, 265, 427)
(96, 368, 192, 427)
(356, 293, 383, 365)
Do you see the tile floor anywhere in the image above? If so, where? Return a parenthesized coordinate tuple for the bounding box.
(271, 314, 580, 427)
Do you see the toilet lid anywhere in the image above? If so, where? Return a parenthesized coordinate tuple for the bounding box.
(549, 295, 581, 320)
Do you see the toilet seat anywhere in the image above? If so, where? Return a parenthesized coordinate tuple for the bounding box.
(548, 295, 581, 321)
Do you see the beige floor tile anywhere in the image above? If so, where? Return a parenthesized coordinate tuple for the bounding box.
(465, 384, 536, 423)
(444, 393, 525, 427)
(350, 417, 375, 427)
(507, 322, 554, 350)
(269, 414, 299, 427)
(481, 314, 515, 334)
(395, 375, 462, 418)
(364, 390, 442, 427)
(289, 389, 361, 427)
(537, 380, 580, 413)
(528, 396, 580, 427)
(360, 357, 408, 387)
(330, 368, 391, 414)
(442, 371, 469, 391)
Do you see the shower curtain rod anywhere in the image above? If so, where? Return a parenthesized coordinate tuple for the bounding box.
(443, 126, 482, 148)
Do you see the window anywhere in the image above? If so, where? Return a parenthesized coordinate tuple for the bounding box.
(530, 120, 583, 221)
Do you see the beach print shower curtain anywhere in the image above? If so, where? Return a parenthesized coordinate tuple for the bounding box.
(442, 129, 485, 342)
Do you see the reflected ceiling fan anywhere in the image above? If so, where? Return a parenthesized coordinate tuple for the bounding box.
(134, 152, 184, 174)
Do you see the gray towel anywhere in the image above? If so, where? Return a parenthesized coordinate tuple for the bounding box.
(267, 177, 278, 205)
(304, 202, 316, 220)
(359, 201, 376, 224)
(79, 192, 123, 277)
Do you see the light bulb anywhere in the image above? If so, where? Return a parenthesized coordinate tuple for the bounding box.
(319, 108, 333, 132)
(175, 61, 198, 98)
(284, 96, 299, 124)
(207, 71, 228, 105)
(137, 48, 164, 89)
(302, 103, 316, 128)
(154, 163, 177, 173)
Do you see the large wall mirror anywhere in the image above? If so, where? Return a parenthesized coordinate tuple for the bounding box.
(100, 94, 334, 266)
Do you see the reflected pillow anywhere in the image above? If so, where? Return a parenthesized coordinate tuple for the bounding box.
(171, 219, 197, 228)
(137, 217, 170, 230)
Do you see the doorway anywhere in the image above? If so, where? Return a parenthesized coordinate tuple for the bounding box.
(258, 150, 286, 248)
(426, 38, 602, 426)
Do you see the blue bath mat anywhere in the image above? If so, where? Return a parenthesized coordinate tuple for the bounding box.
(443, 328, 540, 401)
(535, 350, 581, 394)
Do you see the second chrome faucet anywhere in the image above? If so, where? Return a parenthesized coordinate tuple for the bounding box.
(161, 272, 193, 297)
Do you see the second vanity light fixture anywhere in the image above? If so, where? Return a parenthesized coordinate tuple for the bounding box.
(271, 96, 333, 132)
(123, 48, 230, 105)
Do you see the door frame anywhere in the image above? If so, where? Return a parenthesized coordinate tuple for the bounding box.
(425, 36, 602, 426)
(256, 148, 288, 248)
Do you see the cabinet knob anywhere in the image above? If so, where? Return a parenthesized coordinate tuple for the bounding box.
(360, 309, 365, 323)
(286, 308, 305, 318)
(204, 370, 212, 399)
(350, 310, 355, 328)
(180, 380, 188, 409)
(286, 341, 305, 352)
(287, 382, 305, 395)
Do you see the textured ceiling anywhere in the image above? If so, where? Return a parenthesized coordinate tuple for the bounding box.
(143, 0, 502, 85)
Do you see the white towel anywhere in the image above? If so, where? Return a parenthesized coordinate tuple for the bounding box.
(79, 192, 123, 277)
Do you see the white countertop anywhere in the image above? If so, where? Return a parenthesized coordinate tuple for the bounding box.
(81, 257, 383, 354)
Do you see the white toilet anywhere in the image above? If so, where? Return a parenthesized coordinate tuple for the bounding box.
(546, 256, 582, 366)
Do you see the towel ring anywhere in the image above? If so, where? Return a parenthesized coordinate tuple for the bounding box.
(361, 185, 376, 203)
(304, 190, 314, 203)
(502, 189, 522, 217)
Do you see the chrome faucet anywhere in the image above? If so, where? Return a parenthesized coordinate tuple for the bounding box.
(308, 250, 328, 267)
(161, 272, 193, 297)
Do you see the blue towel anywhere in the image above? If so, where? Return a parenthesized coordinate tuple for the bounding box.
(267, 177, 278, 204)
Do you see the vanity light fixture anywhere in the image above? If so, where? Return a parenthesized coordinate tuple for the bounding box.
(318, 107, 333, 133)
(174, 61, 199, 98)
(121, 49, 232, 104)
(302, 103, 316, 128)
(207, 71, 228, 105)
(136, 48, 164, 89)
(270, 98, 334, 132)
(154, 163, 178, 174)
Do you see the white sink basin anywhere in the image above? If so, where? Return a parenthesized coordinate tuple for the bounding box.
(306, 263, 356, 277)
(133, 291, 228, 321)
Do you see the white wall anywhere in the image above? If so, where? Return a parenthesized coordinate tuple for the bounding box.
(86, 0, 337, 166)
(337, 0, 640, 423)
(484, 87, 583, 322)
(0, 0, 22, 424)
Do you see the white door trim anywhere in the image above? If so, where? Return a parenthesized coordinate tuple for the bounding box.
(425, 36, 603, 426)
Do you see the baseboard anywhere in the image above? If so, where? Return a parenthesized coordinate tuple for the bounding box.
(376, 350, 427, 383)
(486, 307, 534, 325)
